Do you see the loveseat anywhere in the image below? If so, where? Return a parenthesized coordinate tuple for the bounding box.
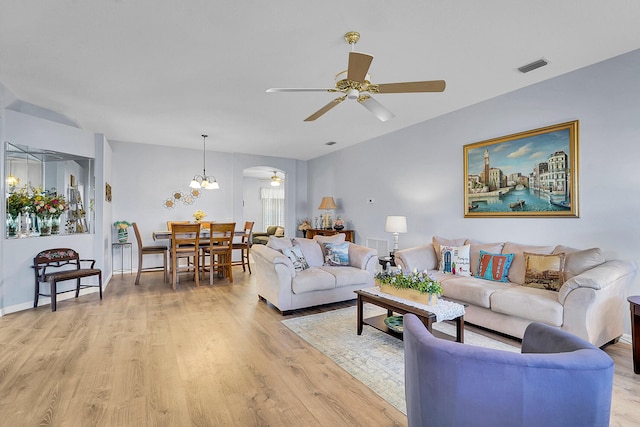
(395, 236, 637, 347)
(252, 235, 377, 313)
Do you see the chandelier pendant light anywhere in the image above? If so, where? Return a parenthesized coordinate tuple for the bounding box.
(189, 134, 219, 190)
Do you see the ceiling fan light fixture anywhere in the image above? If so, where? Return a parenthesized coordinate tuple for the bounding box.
(347, 88, 359, 99)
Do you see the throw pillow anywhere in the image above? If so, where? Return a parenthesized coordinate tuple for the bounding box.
(274, 226, 285, 237)
(465, 239, 506, 276)
(439, 244, 471, 276)
(523, 252, 566, 291)
(292, 238, 324, 267)
(314, 233, 347, 259)
(433, 236, 467, 265)
(323, 242, 350, 266)
(476, 250, 515, 282)
(282, 245, 310, 272)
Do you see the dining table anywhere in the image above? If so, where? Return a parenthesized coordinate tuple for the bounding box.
(152, 229, 242, 241)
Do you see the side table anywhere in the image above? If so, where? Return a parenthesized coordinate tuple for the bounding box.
(629, 296, 640, 374)
(112, 242, 133, 277)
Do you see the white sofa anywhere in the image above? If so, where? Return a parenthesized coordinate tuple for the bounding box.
(252, 235, 377, 313)
(395, 236, 637, 347)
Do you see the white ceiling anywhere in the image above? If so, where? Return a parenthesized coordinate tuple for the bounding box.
(1, 1, 639, 161)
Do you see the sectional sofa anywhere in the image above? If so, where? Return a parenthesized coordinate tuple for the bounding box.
(395, 236, 637, 347)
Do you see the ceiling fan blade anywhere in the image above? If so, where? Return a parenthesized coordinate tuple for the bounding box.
(375, 80, 446, 93)
(267, 88, 334, 93)
(347, 52, 374, 83)
(359, 96, 395, 122)
(304, 96, 347, 121)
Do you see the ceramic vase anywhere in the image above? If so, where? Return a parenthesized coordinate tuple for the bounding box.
(117, 227, 128, 243)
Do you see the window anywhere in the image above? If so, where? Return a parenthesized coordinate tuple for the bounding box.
(261, 187, 284, 228)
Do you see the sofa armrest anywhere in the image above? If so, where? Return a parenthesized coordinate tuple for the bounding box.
(348, 243, 377, 271)
(251, 244, 296, 277)
(394, 244, 438, 272)
(558, 259, 637, 304)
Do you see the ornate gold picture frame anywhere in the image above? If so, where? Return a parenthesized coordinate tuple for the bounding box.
(464, 121, 579, 218)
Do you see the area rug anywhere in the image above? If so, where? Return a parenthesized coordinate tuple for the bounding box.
(282, 304, 520, 414)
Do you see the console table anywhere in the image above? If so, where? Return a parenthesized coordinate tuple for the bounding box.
(306, 228, 354, 243)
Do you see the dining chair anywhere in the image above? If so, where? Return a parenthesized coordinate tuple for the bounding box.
(232, 221, 254, 273)
(167, 221, 190, 231)
(201, 222, 236, 285)
(132, 222, 168, 285)
(170, 222, 201, 289)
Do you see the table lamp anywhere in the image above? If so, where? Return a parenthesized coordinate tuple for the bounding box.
(385, 215, 407, 255)
(318, 197, 337, 229)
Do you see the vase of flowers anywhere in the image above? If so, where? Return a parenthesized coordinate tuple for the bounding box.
(375, 269, 443, 306)
(113, 221, 132, 242)
(6, 187, 29, 238)
(6, 213, 18, 238)
(333, 217, 345, 231)
(193, 210, 206, 223)
(298, 218, 311, 237)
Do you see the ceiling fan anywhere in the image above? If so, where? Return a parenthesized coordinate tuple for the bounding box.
(266, 31, 446, 122)
(260, 171, 285, 187)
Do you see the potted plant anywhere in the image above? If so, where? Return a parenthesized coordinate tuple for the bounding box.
(113, 220, 132, 243)
(375, 268, 443, 305)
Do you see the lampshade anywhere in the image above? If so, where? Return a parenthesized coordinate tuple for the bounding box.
(385, 216, 407, 233)
(318, 197, 337, 210)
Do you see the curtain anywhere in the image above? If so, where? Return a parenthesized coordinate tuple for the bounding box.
(261, 187, 285, 227)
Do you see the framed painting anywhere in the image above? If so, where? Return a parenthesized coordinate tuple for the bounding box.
(464, 120, 579, 218)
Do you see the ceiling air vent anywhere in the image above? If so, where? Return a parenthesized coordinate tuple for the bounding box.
(518, 58, 549, 74)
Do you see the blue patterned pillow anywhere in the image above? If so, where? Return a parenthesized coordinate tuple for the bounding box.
(323, 242, 350, 266)
(476, 250, 514, 282)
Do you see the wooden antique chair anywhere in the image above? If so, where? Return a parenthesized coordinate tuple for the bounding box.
(232, 221, 254, 273)
(170, 222, 201, 289)
(201, 222, 236, 285)
(167, 221, 190, 231)
(132, 222, 168, 285)
(33, 248, 103, 311)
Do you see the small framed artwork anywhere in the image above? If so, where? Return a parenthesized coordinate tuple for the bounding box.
(105, 183, 112, 202)
(464, 120, 579, 218)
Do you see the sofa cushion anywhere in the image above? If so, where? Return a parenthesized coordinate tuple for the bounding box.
(465, 239, 505, 276)
(282, 245, 309, 272)
(438, 244, 471, 276)
(274, 226, 285, 237)
(553, 245, 605, 281)
(523, 252, 566, 291)
(433, 236, 467, 265)
(490, 286, 564, 326)
(267, 236, 293, 251)
(294, 238, 324, 267)
(323, 242, 350, 266)
(320, 266, 372, 287)
(291, 268, 336, 294)
(502, 242, 555, 285)
(477, 251, 514, 282)
(314, 233, 346, 259)
(440, 276, 512, 308)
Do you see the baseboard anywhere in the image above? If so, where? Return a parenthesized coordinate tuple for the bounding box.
(620, 333, 632, 345)
(1, 279, 111, 316)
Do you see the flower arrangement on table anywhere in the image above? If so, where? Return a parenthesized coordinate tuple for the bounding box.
(193, 210, 206, 222)
(297, 218, 311, 236)
(6, 186, 31, 218)
(333, 217, 345, 230)
(375, 268, 443, 303)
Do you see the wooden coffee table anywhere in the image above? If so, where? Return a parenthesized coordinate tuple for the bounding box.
(355, 288, 465, 343)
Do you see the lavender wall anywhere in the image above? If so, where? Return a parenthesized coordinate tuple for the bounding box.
(307, 49, 640, 334)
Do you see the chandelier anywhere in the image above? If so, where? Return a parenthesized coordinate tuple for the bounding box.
(189, 134, 219, 190)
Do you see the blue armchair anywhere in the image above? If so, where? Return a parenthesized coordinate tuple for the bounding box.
(403, 314, 614, 427)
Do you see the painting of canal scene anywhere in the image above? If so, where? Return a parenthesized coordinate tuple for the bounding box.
(464, 121, 579, 218)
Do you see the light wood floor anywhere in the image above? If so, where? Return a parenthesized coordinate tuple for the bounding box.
(1, 267, 639, 426)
